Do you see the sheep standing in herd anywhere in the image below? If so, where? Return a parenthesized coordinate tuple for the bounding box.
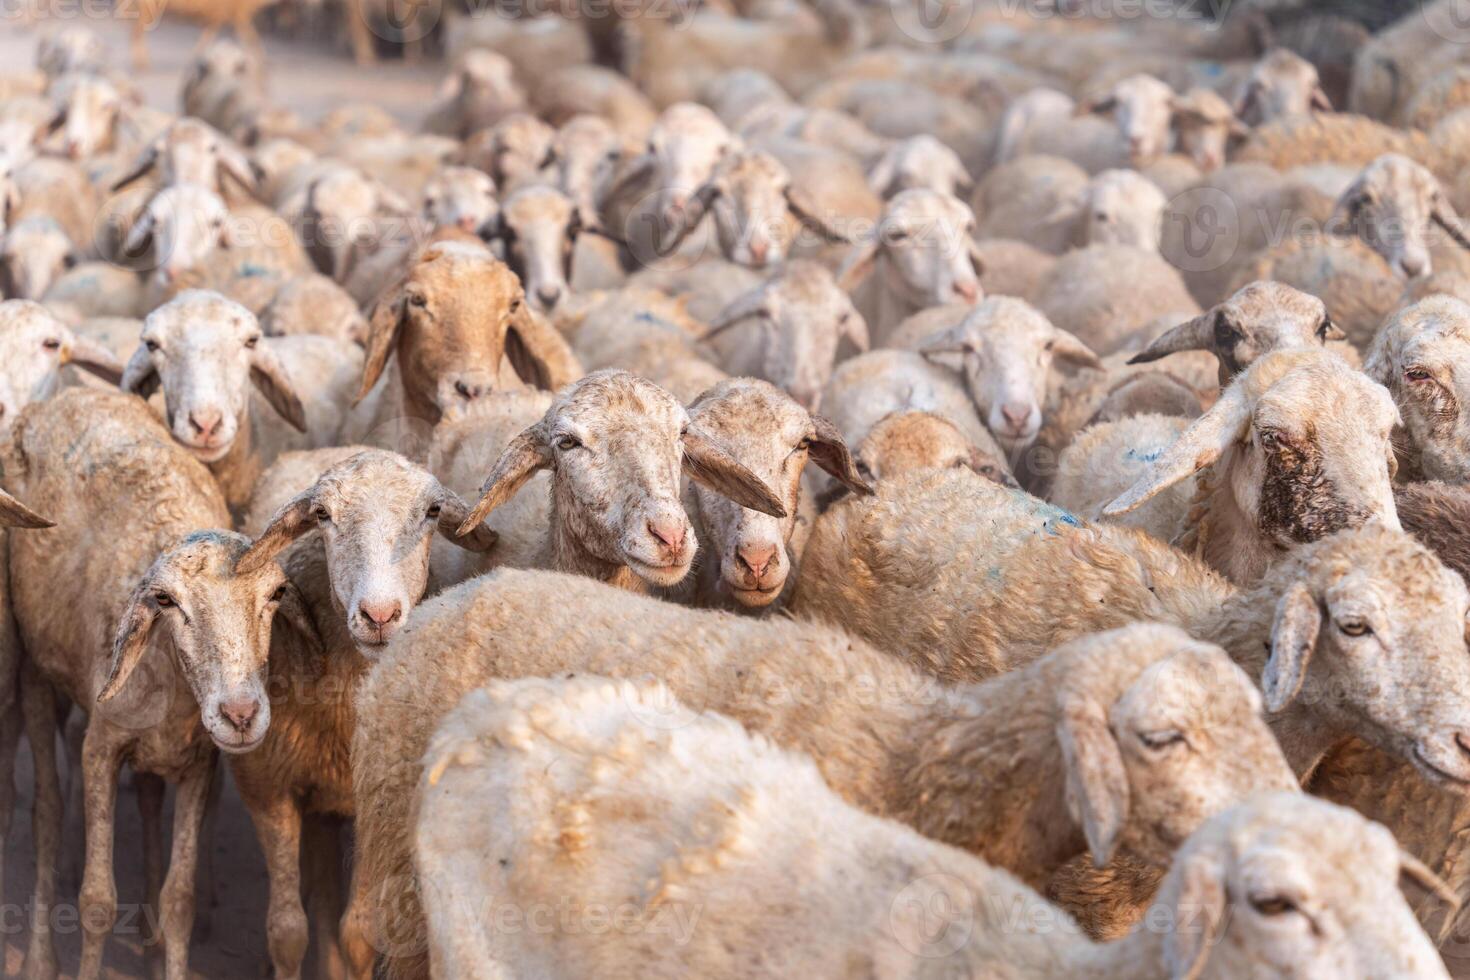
(6, 10, 1470, 979)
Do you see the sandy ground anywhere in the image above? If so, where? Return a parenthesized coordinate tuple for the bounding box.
(0, 17, 441, 979)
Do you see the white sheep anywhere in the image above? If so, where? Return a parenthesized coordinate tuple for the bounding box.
(0, 299, 121, 431)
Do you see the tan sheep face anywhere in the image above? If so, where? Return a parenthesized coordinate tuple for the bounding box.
(125, 290, 301, 463)
(1170, 88, 1239, 173)
(500, 185, 575, 313)
(1159, 794, 1446, 979)
(0, 299, 117, 435)
(856, 411, 1014, 487)
(1334, 154, 1461, 280)
(1236, 49, 1329, 127)
(101, 531, 293, 755)
(422, 166, 499, 238)
(1082, 170, 1165, 252)
(704, 152, 794, 269)
(874, 189, 981, 308)
(0, 216, 76, 301)
(1366, 296, 1470, 483)
(49, 74, 122, 160)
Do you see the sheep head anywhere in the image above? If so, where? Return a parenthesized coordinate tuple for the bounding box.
(1129, 281, 1344, 385)
(839, 188, 983, 309)
(111, 117, 256, 198)
(611, 102, 737, 231)
(1169, 87, 1246, 173)
(0, 216, 79, 301)
(460, 113, 555, 190)
(124, 290, 305, 463)
(855, 410, 1015, 488)
(238, 450, 493, 652)
(496, 184, 580, 314)
(919, 296, 1100, 452)
(1332, 154, 1470, 280)
(548, 114, 621, 232)
(1365, 295, 1470, 483)
(0, 299, 122, 434)
(421, 165, 499, 239)
(121, 183, 232, 286)
(1079, 74, 1175, 167)
(36, 27, 107, 80)
(867, 135, 970, 200)
(1079, 169, 1166, 252)
(46, 73, 128, 161)
(457, 370, 786, 589)
(1235, 48, 1332, 127)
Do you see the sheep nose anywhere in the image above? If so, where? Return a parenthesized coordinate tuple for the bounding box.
(218, 698, 260, 733)
(358, 599, 402, 628)
(189, 409, 224, 438)
(454, 379, 484, 401)
(737, 543, 777, 580)
(1000, 402, 1031, 429)
(748, 240, 770, 265)
(647, 518, 685, 555)
(456, 215, 479, 232)
(1400, 253, 1429, 278)
(953, 281, 978, 303)
(536, 283, 563, 308)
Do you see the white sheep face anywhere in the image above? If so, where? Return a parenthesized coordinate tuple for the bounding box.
(1083, 170, 1165, 251)
(422, 166, 499, 237)
(0, 300, 78, 432)
(1366, 297, 1470, 483)
(0, 216, 76, 300)
(647, 103, 737, 227)
(1334, 154, 1461, 280)
(50, 74, 122, 161)
(500, 185, 575, 313)
(126, 184, 231, 285)
(876, 189, 981, 308)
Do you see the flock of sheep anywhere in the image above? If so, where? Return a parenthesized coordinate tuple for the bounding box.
(7, 1, 1470, 977)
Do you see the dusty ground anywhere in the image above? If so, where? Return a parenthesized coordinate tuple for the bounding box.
(0, 17, 440, 979)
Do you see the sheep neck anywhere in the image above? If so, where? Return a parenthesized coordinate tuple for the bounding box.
(888, 661, 1082, 889)
(205, 409, 263, 519)
(1188, 445, 1274, 586)
(544, 489, 650, 594)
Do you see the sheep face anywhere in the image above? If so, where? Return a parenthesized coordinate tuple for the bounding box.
(459, 370, 788, 590)
(703, 152, 794, 268)
(645, 103, 737, 229)
(422, 166, 499, 239)
(48, 74, 123, 161)
(237, 451, 493, 650)
(708, 261, 868, 410)
(112, 118, 255, 197)
(550, 115, 620, 229)
(1059, 627, 1293, 868)
(469, 114, 554, 189)
(845, 189, 981, 309)
(36, 27, 107, 80)
(1084, 74, 1174, 167)
(1082, 170, 1165, 252)
(499, 185, 576, 314)
(123, 184, 230, 285)
(1235, 49, 1331, 127)
(1130, 281, 1341, 385)
(124, 291, 305, 463)
(299, 169, 407, 281)
(1157, 794, 1446, 979)
(920, 296, 1100, 453)
(855, 411, 1015, 487)
(1170, 88, 1241, 173)
(1333, 154, 1470, 280)
(0, 299, 120, 433)
(0, 216, 77, 300)
(867, 135, 970, 199)
(1365, 296, 1470, 483)
(686, 380, 868, 606)
(100, 531, 301, 755)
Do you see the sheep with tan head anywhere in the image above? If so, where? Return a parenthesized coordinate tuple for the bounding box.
(1332, 154, 1470, 281)
(416, 680, 1446, 980)
(1236, 48, 1333, 126)
(346, 575, 1292, 980)
(853, 410, 1016, 490)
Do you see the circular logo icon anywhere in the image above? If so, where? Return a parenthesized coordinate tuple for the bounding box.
(889, 872, 975, 958)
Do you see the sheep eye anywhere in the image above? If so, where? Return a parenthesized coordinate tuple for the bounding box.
(244, 335, 260, 350)
(409, 293, 428, 308)
(1138, 730, 1185, 750)
(508, 299, 522, 313)
(153, 592, 175, 608)
(270, 584, 287, 602)
(555, 434, 581, 451)
(42, 338, 61, 351)
(144, 339, 160, 353)
(1338, 619, 1372, 637)
(1406, 367, 1433, 383)
(313, 505, 332, 523)
(426, 502, 443, 520)
(62, 254, 78, 269)
(1250, 895, 1298, 918)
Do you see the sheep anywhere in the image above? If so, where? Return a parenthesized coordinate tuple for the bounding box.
(221, 448, 493, 980)
(529, 65, 658, 144)
(971, 238, 1056, 301)
(43, 73, 136, 161)
(0, 299, 122, 430)
(559, 290, 725, 406)
(107, 117, 258, 203)
(546, 114, 622, 232)
(1331, 154, 1470, 280)
(1076, 169, 1167, 251)
(493, 183, 588, 315)
(458, 113, 556, 193)
(699, 260, 868, 409)
(258, 274, 368, 346)
(121, 290, 362, 511)
(180, 40, 263, 143)
(866, 134, 970, 199)
(0, 216, 79, 301)
(414, 681, 1445, 979)
(1036, 243, 1200, 356)
(1126, 280, 1345, 386)
(973, 154, 1090, 255)
(837, 188, 982, 343)
(353, 241, 580, 441)
(852, 409, 1017, 490)
(421, 51, 526, 140)
(36, 26, 107, 81)
(284, 166, 412, 283)
(1051, 414, 1196, 543)
(453, 369, 788, 593)
(1164, 86, 1244, 177)
(1364, 296, 1470, 483)
(6, 155, 100, 252)
(996, 75, 1177, 173)
(7, 387, 314, 979)
(1236, 48, 1333, 126)
(347, 577, 1290, 980)
(664, 378, 870, 610)
(1234, 111, 1433, 175)
(117, 182, 232, 290)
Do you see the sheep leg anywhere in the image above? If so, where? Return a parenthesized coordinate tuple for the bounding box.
(340, 876, 377, 980)
(249, 792, 308, 980)
(348, 0, 377, 66)
(193, 764, 223, 942)
(60, 706, 86, 893)
(0, 706, 21, 899)
(159, 759, 212, 980)
(304, 815, 347, 980)
(136, 772, 166, 980)
(20, 663, 60, 980)
(76, 723, 124, 980)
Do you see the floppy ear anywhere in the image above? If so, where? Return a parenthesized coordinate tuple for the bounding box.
(1102, 378, 1252, 516)
(0, 488, 53, 529)
(604, 152, 655, 206)
(99, 584, 160, 703)
(110, 141, 160, 191)
(806, 414, 872, 495)
(681, 426, 788, 519)
(786, 186, 853, 243)
(1331, 177, 1373, 233)
(842, 307, 869, 352)
(917, 319, 974, 358)
(1234, 82, 1261, 122)
(121, 208, 156, 261)
(704, 287, 767, 340)
(866, 148, 899, 197)
(435, 489, 498, 552)
(1163, 842, 1229, 980)
(1049, 329, 1102, 369)
(45, 105, 67, 136)
(275, 578, 325, 669)
(1056, 688, 1130, 867)
(456, 427, 552, 536)
(1128, 310, 1218, 366)
(506, 305, 581, 391)
(218, 141, 260, 198)
(1309, 85, 1333, 112)
(120, 343, 160, 400)
(250, 341, 308, 433)
(836, 234, 881, 292)
(236, 491, 320, 574)
(358, 290, 407, 402)
(1078, 94, 1118, 117)
(1263, 580, 1320, 713)
(1432, 193, 1470, 251)
(63, 334, 125, 386)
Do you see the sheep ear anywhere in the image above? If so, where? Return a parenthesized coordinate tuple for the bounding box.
(1102, 379, 1251, 516)
(506, 305, 581, 391)
(1078, 94, 1117, 117)
(99, 586, 159, 703)
(1309, 85, 1333, 112)
(682, 426, 788, 519)
(786, 186, 853, 244)
(604, 152, 655, 205)
(837, 234, 881, 292)
(918, 320, 974, 359)
(1128, 310, 1217, 365)
(63, 334, 125, 386)
(121, 209, 156, 261)
(359, 292, 407, 402)
(236, 492, 319, 575)
(121, 343, 160, 400)
(1056, 689, 1129, 867)
(218, 142, 260, 198)
(1050, 329, 1102, 369)
(436, 490, 498, 552)
(1432, 196, 1470, 252)
(1163, 843, 1228, 980)
(110, 142, 159, 191)
(250, 341, 308, 433)
(842, 308, 869, 352)
(1263, 581, 1320, 714)
(0, 488, 53, 529)
(456, 427, 551, 536)
(806, 414, 872, 496)
(704, 287, 767, 340)
(45, 105, 67, 135)
(866, 148, 898, 196)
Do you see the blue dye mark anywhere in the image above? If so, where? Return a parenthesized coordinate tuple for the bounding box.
(237, 263, 270, 278)
(1125, 447, 1162, 464)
